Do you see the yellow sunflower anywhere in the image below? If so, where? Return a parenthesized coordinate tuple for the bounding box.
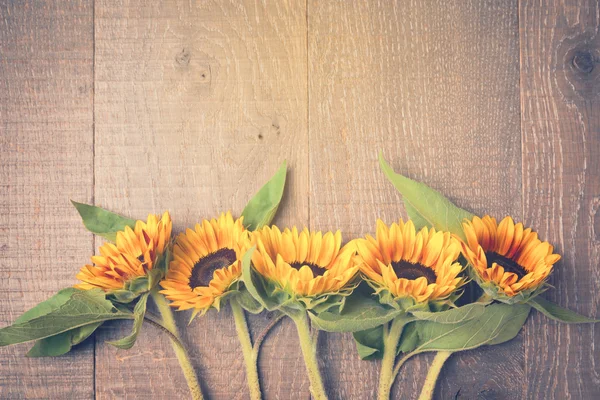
(116, 211, 172, 270)
(75, 244, 147, 291)
(354, 219, 464, 303)
(160, 212, 251, 312)
(75, 212, 172, 291)
(461, 215, 560, 298)
(251, 226, 359, 297)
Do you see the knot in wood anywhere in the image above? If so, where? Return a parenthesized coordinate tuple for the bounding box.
(572, 51, 595, 74)
(176, 49, 191, 66)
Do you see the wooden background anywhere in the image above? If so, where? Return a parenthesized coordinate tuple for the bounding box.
(1, 0, 599, 398)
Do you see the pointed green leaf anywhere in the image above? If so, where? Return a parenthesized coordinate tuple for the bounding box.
(0, 289, 133, 346)
(378, 153, 473, 240)
(107, 292, 149, 349)
(411, 302, 487, 324)
(241, 161, 287, 231)
(71, 201, 137, 242)
(15, 288, 79, 324)
(240, 247, 281, 311)
(154, 247, 172, 276)
(404, 202, 430, 231)
(234, 289, 264, 314)
(27, 322, 102, 357)
(397, 322, 420, 354)
(529, 296, 599, 324)
(353, 326, 384, 360)
(412, 303, 531, 352)
(309, 290, 404, 332)
(240, 247, 263, 304)
(27, 332, 73, 357)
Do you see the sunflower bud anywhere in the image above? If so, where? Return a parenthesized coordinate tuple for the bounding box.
(75, 212, 172, 302)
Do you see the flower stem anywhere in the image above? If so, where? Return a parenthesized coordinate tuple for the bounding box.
(150, 289, 204, 400)
(291, 312, 328, 400)
(417, 351, 453, 400)
(377, 316, 406, 400)
(231, 298, 262, 400)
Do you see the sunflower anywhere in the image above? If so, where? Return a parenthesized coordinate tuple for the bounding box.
(251, 226, 359, 297)
(115, 211, 172, 270)
(354, 219, 464, 304)
(75, 244, 147, 291)
(461, 215, 560, 299)
(160, 212, 251, 313)
(75, 212, 172, 292)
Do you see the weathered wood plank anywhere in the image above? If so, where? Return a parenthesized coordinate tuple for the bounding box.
(93, 0, 308, 398)
(520, 1, 600, 398)
(308, 1, 522, 399)
(0, 1, 95, 399)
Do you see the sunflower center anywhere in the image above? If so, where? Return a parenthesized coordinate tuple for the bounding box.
(485, 252, 528, 279)
(189, 248, 237, 289)
(289, 261, 326, 277)
(391, 261, 437, 284)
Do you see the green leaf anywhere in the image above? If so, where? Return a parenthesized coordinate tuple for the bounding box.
(412, 303, 531, 352)
(240, 247, 264, 306)
(241, 247, 280, 311)
(529, 296, 599, 324)
(378, 153, 473, 240)
(27, 322, 102, 357)
(234, 289, 264, 314)
(107, 292, 149, 349)
(309, 290, 404, 332)
(411, 302, 487, 324)
(397, 322, 420, 354)
(154, 247, 172, 277)
(353, 326, 384, 360)
(0, 289, 133, 347)
(404, 202, 430, 231)
(15, 288, 79, 324)
(71, 201, 137, 242)
(241, 161, 287, 231)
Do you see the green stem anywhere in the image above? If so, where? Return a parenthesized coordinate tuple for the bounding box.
(291, 312, 328, 400)
(231, 298, 262, 400)
(417, 351, 453, 400)
(151, 289, 204, 400)
(378, 317, 406, 400)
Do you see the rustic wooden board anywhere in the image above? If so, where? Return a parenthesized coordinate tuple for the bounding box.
(520, 1, 600, 398)
(93, 0, 308, 398)
(2, 0, 600, 399)
(0, 1, 95, 399)
(308, 1, 523, 399)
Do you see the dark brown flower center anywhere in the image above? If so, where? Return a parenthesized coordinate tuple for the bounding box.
(391, 260, 437, 284)
(189, 248, 237, 289)
(485, 252, 528, 279)
(289, 261, 326, 277)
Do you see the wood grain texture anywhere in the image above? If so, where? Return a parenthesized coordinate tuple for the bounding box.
(0, 1, 95, 399)
(93, 0, 308, 398)
(520, 1, 600, 399)
(308, 1, 523, 399)
(2, 0, 599, 399)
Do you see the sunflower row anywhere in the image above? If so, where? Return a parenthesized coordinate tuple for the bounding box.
(77, 212, 558, 315)
(1, 157, 594, 400)
(74, 210, 559, 400)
